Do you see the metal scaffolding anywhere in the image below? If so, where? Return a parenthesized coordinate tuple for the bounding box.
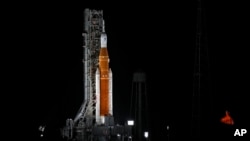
(74, 8, 103, 124)
(61, 9, 133, 141)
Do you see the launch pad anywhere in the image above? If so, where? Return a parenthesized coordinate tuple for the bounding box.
(62, 117, 133, 141)
(61, 9, 133, 141)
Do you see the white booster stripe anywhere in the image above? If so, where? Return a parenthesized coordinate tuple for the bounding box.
(95, 68, 101, 124)
(101, 116, 105, 124)
(109, 68, 113, 115)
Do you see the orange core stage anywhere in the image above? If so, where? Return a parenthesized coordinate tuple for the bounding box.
(99, 47, 110, 116)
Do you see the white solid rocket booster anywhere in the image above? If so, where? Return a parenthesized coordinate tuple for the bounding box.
(109, 68, 113, 115)
(95, 68, 101, 124)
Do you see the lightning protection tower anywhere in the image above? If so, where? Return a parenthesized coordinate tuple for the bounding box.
(191, 0, 213, 139)
(130, 70, 149, 141)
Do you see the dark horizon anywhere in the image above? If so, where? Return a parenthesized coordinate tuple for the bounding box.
(6, 1, 249, 140)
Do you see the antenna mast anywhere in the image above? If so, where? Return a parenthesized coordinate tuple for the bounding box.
(191, 0, 202, 139)
(191, 0, 212, 139)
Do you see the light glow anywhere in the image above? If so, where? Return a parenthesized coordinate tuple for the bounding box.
(127, 120, 134, 126)
(220, 110, 234, 125)
(144, 131, 149, 138)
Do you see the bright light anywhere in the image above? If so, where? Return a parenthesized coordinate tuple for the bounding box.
(167, 125, 170, 130)
(117, 134, 121, 137)
(40, 134, 43, 137)
(144, 131, 149, 138)
(39, 125, 45, 132)
(127, 120, 134, 126)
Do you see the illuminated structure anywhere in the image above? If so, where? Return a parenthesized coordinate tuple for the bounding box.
(130, 71, 149, 141)
(61, 9, 132, 141)
(96, 23, 113, 124)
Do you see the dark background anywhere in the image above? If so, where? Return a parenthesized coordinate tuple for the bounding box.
(4, 0, 249, 140)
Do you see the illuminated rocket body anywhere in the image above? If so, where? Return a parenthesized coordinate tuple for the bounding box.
(95, 20, 113, 124)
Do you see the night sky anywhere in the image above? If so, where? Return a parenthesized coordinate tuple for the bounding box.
(6, 1, 249, 140)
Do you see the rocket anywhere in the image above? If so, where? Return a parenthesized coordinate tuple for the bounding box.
(95, 20, 113, 124)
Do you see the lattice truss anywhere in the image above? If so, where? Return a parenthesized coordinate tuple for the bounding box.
(74, 9, 104, 126)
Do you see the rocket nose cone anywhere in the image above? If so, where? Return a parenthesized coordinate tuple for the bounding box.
(109, 69, 112, 75)
(96, 68, 100, 74)
(101, 33, 107, 48)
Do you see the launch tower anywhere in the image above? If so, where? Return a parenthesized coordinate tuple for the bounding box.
(61, 9, 133, 141)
